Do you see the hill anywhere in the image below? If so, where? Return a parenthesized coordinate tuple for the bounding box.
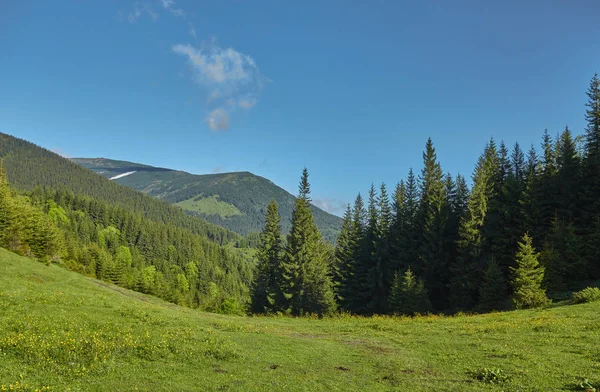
(71, 157, 342, 240)
(1, 248, 599, 391)
(0, 133, 241, 245)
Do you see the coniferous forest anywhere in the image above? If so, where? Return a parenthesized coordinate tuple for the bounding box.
(251, 74, 600, 316)
(0, 74, 599, 317)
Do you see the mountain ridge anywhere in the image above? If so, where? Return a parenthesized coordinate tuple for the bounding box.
(71, 157, 342, 240)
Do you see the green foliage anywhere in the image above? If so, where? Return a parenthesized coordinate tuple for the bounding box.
(478, 260, 508, 312)
(511, 234, 549, 309)
(572, 287, 600, 304)
(281, 169, 335, 315)
(389, 268, 431, 315)
(250, 199, 283, 314)
(469, 368, 511, 384)
(576, 379, 600, 391)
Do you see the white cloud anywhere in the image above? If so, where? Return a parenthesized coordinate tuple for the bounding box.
(127, 2, 158, 23)
(170, 8, 185, 17)
(238, 98, 256, 109)
(312, 198, 347, 217)
(173, 41, 266, 131)
(172, 43, 256, 84)
(123, 1, 265, 131)
(205, 108, 229, 131)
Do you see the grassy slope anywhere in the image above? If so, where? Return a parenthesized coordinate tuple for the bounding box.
(1, 249, 599, 392)
(175, 194, 243, 218)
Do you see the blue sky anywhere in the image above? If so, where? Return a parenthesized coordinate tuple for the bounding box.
(1, 1, 599, 216)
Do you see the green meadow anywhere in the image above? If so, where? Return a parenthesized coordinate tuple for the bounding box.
(1, 248, 599, 391)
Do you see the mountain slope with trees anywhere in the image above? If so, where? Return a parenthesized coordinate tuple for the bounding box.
(71, 158, 342, 240)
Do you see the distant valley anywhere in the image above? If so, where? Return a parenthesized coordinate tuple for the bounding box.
(71, 158, 342, 240)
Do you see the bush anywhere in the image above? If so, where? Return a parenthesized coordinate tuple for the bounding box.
(469, 368, 511, 384)
(572, 287, 600, 304)
(219, 298, 245, 315)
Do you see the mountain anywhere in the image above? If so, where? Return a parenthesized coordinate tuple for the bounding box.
(71, 158, 342, 240)
(0, 132, 241, 245)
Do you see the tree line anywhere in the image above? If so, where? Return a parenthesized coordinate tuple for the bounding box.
(251, 74, 600, 316)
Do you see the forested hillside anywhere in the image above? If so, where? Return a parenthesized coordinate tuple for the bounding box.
(0, 165, 253, 311)
(0, 133, 241, 245)
(71, 157, 342, 240)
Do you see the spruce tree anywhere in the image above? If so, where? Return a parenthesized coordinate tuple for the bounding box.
(355, 184, 380, 314)
(450, 143, 496, 310)
(418, 139, 448, 309)
(402, 169, 421, 274)
(342, 193, 366, 312)
(251, 199, 283, 313)
(0, 164, 15, 249)
(478, 260, 508, 312)
(371, 183, 391, 313)
(388, 268, 432, 315)
(388, 181, 406, 279)
(582, 74, 600, 278)
(282, 169, 335, 315)
(556, 127, 581, 223)
(511, 233, 549, 309)
(333, 204, 353, 307)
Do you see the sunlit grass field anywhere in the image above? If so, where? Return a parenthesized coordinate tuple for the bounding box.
(1, 247, 599, 391)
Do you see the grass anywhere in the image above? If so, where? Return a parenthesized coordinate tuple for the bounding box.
(175, 194, 243, 218)
(1, 248, 599, 391)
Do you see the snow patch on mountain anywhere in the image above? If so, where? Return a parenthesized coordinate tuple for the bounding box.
(110, 171, 137, 180)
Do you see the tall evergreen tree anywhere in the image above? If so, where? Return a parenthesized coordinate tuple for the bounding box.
(354, 185, 382, 314)
(582, 74, 600, 277)
(0, 163, 15, 249)
(449, 142, 496, 309)
(371, 183, 392, 313)
(418, 139, 448, 309)
(333, 204, 353, 307)
(388, 181, 406, 278)
(282, 169, 335, 315)
(342, 193, 366, 312)
(251, 200, 283, 313)
(402, 169, 421, 273)
(556, 126, 581, 223)
(511, 233, 548, 309)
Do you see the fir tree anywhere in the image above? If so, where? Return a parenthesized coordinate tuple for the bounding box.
(556, 127, 581, 222)
(251, 199, 283, 313)
(450, 143, 496, 309)
(582, 74, 600, 277)
(478, 260, 508, 312)
(355, 184, 380, 314)
(389, 268, 432, 315)
(401, 169, 421, 274)
(0, 163, 15, 249)
(342, 193, 366, 312)
(371, 183, 391, 313)
(333, 204, 353, 307)
(282, 169, 335, 315)
(418, 139, 448, 309)
(511, 233, 549, 309)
